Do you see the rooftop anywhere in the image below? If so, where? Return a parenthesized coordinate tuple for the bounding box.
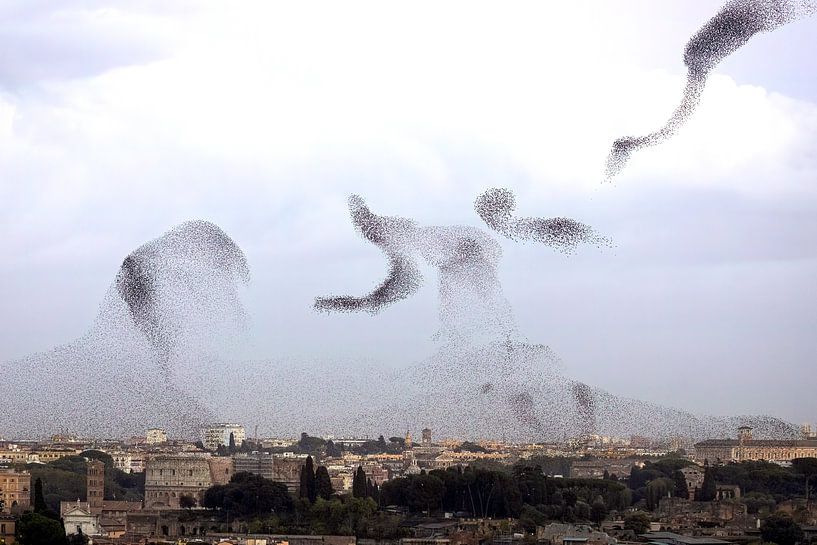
(643, 532, 733, 545)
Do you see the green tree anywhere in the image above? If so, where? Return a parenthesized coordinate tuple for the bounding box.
(673, 470, 689, 499)
(33, 477, 47, 513)
(646, 478, 674, 510)
(407, 473, 445, 513)
(623, 511, 650, 535)
(697, 466, 716, 501)
(377, 435, 388, 452)
(315, 466, 334, 500)
(353, 466, 368, 499)
(16, 512, 68, 545)
(228, 432, 236, 453)
(575, 500, 591, 520)
(297, 433, 327, 455)
(325, 440, 342, 458)
(25, 467, 83, 514)
(458, 441, 488, 453)
(68, 528, 89, 545)
(760, 513, 804, 545)
(791, 458, 817, 502)
(591, 495, 608, 524)
(202, 472, 293, 516)
(179, 494, 197, 508)
(519, 504, 547, 532)
(743, 492, 776, 514)
(299, 456, 317, 503)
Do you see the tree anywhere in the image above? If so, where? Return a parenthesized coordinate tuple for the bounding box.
(377, 435, 388, 452)
(202, 472, 293, 517)
(353, 466, 368, 499)
(646, 478, 673, 510)
(228, 432, 236, 453)
(673, 470, 689, 499)
(325, 440, 342, 458)
(791, 458, 817, 502)
(179, 494, 197, 509)
(297, 433, 327, 455)
(299, 456, 317, 503)
(458, 441, 488, 454)
(591, 495, 608, 524)
(743, 492, 776, 514)
(623, 511, 650, 535)
(697, 466, 716, 501)
(315, 466, 334, 500)
(519, 504, 547, 532)
(15, 512, 68, 545)
(68, 528, 89, 545)
(760, 513, 804, 545)
(33, 477, 47, 513)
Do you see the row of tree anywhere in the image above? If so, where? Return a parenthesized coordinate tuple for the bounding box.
(628, 456, 817, 510)
(379, 464, 631, 520)
(298, 456, 334, 502)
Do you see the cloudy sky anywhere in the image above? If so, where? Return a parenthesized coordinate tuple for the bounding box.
(2, 1, 816, 426)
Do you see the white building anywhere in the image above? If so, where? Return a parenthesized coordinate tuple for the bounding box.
(61, 501, 99, 536)
(146, 428, 168, 445)
(202, 423, 245, 450)
(111, 452, 145, 474)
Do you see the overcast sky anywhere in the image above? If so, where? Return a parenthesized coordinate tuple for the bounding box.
(1, 1, 816, 426)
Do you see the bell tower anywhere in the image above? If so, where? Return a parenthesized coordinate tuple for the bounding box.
(87, 459, 105, 515)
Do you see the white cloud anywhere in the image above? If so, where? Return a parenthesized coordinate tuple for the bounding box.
(1, 1, 817, 423)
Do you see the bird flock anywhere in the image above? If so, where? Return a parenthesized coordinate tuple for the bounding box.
(4, 0, 813, 441)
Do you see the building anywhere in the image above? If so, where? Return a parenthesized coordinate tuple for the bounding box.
(111, 451, 145, 474)
(0, 513, 16, 545)
(570, 459, 636, 479)
(144, 453, 233, 509)
(59, 459, 142, 537)
(269, 456, 308, 495)
(360, 462, 390, 485)
(538, 523, 616, 545)
(679, 466, 704, 500)
(422, 428, 432, 446)
(234, 452, 276, 480)
(146, 428, 168, 445)
(203, 423, 245, 450)
(61, 501, 99, 536)
(0, 448, 79, 465)
(87, 459, 104, 515)
(0, 469, 30, 513)
(694, 427, 817, 463)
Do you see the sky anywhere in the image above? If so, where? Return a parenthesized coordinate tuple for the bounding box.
(1, 1, 816, 426)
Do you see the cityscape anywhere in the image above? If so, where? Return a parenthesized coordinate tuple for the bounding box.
(3, 1, 817, 545)
(1, 423, 816, 544)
